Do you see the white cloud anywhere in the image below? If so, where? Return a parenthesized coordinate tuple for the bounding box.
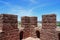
(2, 1, 50, 16)
(0, 0, 33, 16)
(7, 7, 34, 21)
(0, 0, 54, 16)
(0, 0, 57, 21)
(0, 0, 32, 16)
(8, 7, 33, 16)
(28, 3, 49, 12)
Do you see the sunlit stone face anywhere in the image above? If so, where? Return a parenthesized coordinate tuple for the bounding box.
(0, 30, 2, 32)
(22, 37, 40, 40)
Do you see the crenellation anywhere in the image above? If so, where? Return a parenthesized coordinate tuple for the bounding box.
(0, 14, 60, 40)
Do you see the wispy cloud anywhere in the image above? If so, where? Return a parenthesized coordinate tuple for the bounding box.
(7, 6, 34, 21)
(23, 0, 38, 4)
(9, 7, 33, 16)
(0, 1, 10, 6)
(0, 0, 33, 16)
(0, 0, 52, 16)
(0, 0, 55, 16)
(29, 0, 38, 3)
(0, 0, 59, 21)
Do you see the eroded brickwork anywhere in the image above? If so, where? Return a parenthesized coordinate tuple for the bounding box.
(0, 32, 5, 40)
(21, 16, 30, 38)
(40, 14, 57, 40)
(0, 14, 60, 40)
(30, 17, 37, 38)
(30, 17, 37, 27)
(0, 14, 19, 40)
(21, 16, 37, 39)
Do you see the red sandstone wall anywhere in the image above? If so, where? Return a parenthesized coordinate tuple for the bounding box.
(40, 14, 58, 40)
(0, 14, 20, 40)
(21, 16, 37, 39)
(0, 14, 59, 40)
(30, 17, 37, 27)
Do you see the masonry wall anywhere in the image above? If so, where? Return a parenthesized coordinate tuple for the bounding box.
(40, 14, 58, 40)
(0, 32, 5, 40)
(21, 16, 30, 39)
(0, 14, 59, 40)
(30, 17, 37, 38)
(21, 16, 37, 39)
(30, 17, 37, 27)
(0, 14, 20, 40)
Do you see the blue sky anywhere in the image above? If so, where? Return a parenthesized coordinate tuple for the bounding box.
(0, 0, 60, 21)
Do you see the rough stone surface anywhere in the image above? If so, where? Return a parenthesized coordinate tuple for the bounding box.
(40, 14, 58, 40)
(0, 14, 60, 40)
(0, 14, 19, 40)
(21, 16, 37, 39)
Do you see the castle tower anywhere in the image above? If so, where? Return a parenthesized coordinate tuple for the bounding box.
(21, 16, 37, 39)
(30, 17, 37, 27)
(21, 16, 30, 39)
(30, 17, 37, 38)
(21, 16, 30, 28)
(40, 14, 57, 40)
(0, 14, 19, 40)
